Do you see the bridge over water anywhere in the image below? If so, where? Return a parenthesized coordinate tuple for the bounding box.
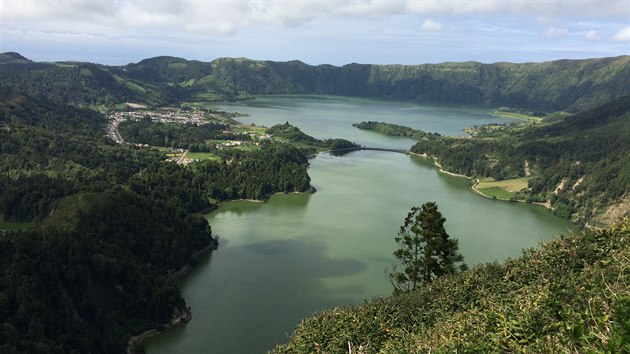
(327, 147, 409, 154)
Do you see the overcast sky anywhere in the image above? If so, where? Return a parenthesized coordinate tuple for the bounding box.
(1, 0, 628, 65)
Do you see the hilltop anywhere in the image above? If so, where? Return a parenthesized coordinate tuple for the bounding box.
(1, 53, 628, 112)
(0, 52, 31, 64)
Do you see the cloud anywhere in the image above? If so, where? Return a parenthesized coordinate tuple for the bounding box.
(403, 0, 628, 17)
(3, 0, 628, 65)
(585, 30, 600, 40)
(612, 26, 630, 41)
(4, 1, 629, 32)
(421, 19, 444, 31)
(545, 27, 568, 37)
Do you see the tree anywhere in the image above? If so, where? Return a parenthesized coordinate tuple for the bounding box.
(389, 202, 466, 293)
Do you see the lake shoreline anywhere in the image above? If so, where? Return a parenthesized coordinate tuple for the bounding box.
(128, 185, 317, 353)
(408, 152, 553, 211)
(126, 238, 219, 354)
(212, 186, 318, 207)
(408, 151, 470, 179)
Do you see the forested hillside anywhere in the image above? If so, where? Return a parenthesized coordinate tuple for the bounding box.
(0, 91, 213, 352)
(211, 56, 630, 112)
(409, 95, 630, 226)
(0, 91, 313, 352)
(1, 53, 628, 112)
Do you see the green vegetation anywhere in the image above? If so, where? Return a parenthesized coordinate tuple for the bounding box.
(355, 97, 629, 225)
(116, 114, 353, 157)
(476, 177, 528, 191)
(0, 219, 33, 232)
(118, 117, 242, 151)
(0, 90, 313, 351)
(0, 188, 215, 353)
(490, 108, 546, 122)
(274, 219, 630, 353)
(353, 121, 442, 140)
(389, 202, 466, 293)
(266, 122, 359, 154)
(475, 177, 528, 200)
(2, 53, 628, 112)
(233, 123, 267, 135)
(184, 151, 220, 161)
(409, 96, 630, 225)
(0, 92, 216, 352)
(476, 186, 517, 200)
(0, 52, 31, 64)
(2, 52, 630, 352)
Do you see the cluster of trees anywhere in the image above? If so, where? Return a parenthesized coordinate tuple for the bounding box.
(389, 202, 466, 293)
(266, 122, 359, 153)
(409, 95, 630, 223)
(0, 188, 214, 353)
(118, 117, 245, 151)
(198, 144, 312, 200)
(0, 92, 313, 351)
(353, 121, 442, 140)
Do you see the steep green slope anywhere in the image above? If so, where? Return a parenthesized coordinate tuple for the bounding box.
(206, 56, 630, 111)
(117, 56, 249, 102)
(1, 53, 628, 111)
(274, 219, 630, 353)
(0, 60, 165, 107)
(409, 96, 630, 226)
(0, 188, 215, 353)
(0, 92, 216, 352)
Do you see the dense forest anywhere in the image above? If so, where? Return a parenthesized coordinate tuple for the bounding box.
(0, 90, 312, 352)
(274, 219, 630, 353)
(353, 121, 442, 140)
(1, 52, 629, 112)
(407, 95, 630, 225)
(266, 122, 359, 153)
(118, 118, 243, 151)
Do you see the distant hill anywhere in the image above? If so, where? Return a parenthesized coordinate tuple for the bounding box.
(204, 56, 630, 112)
(0, 52, 31, 64)
(0, 52, 629, 111)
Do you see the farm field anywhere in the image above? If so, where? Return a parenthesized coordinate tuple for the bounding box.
(475, 177, 528, 200)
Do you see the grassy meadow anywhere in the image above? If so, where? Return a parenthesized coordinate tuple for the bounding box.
(475, 177, 528, 200)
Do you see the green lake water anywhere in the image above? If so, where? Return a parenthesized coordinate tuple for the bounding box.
(146, 96, 574, 353)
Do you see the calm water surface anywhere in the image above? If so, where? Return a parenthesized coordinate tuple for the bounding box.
(146, 96, 573, 353)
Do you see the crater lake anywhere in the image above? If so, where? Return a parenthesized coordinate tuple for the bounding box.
(146, 96, 573, 353)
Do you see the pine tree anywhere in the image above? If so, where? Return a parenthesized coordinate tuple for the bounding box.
(389, 202, 466, 293)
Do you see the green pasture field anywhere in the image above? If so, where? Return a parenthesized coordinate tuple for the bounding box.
(476, 177, 528, 192)
(185, 152, 221, 161)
